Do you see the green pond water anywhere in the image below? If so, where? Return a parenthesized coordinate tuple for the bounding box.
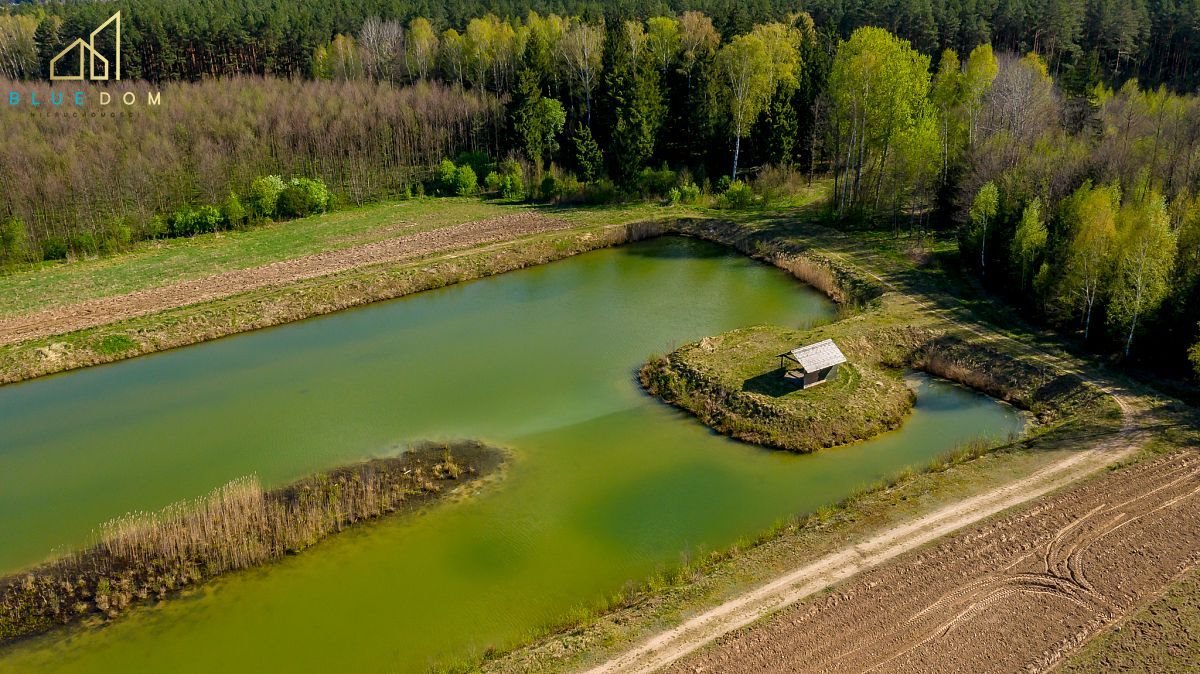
(0, 237, 1022, 673)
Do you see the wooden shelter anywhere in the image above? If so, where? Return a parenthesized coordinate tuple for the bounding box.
(778, 339, 847, 389)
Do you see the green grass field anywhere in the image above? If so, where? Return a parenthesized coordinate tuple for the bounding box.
(0, 199, 515, 317)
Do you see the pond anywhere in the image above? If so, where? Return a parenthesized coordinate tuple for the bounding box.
(0, 236, 1023, 673)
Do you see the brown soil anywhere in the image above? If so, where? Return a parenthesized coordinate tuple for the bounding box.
(660, 445, 1200, 674)
(0, 212, 571, 346)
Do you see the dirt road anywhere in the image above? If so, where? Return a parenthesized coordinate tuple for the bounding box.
(583, 391, 1150, 674)
(0, 213, 572, 346)
(665, 442, 1199, 673)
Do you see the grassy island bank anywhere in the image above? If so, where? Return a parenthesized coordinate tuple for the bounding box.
(641, 321, 1110, 453)
(640, 326, 916, 452)
(0, 441, 504, 645)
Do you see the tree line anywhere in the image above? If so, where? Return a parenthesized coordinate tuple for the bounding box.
(0, 77, 497, 256)
(1, 0, 1197, 90)
(0, 5, 1196, 378)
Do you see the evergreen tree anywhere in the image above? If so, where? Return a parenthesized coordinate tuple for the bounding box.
(572, 125, 604, 182)
(608, 37, 666, 186)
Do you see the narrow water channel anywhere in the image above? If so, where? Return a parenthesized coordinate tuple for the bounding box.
(0, 237, 1022, 672)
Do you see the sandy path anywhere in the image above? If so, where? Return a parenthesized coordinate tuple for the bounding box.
(584, 393, 1145, 674)
(0, 212, 572, 346)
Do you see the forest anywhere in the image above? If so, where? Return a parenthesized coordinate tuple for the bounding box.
(0, 2, 1197, 377)
(1, 0, 1197, 90)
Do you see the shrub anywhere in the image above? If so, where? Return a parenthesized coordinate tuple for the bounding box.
(716, 175, 733, 193)
(485, 159, 526, 199)
(1191, 333, 1200, 379)
(721, 181, 755, 210)
(539, 175, 561, 202)
(221, 193, 248, 229)
(583, 179, 619, 205)
(145, 215, 167, 239)
(277, 178, 330, 218)
(755, 164, 805, 205)
(638, 166, 677, 197)
(436, 158, 458, 195)
(167, 206, 223, 236)
(453, 165, 477, 196)
(247, 175, 286, 219)
(195, 205, 224, 233)
(667, 187, 681, 205)
(167, 208, 198, 237)
(678, 181, 702, 204)
(98, 219, 133, 255)
(68, 232, 98, 255)
(455, 151, 491, 183)
(0, 217, 30, 264)
(41, 237, 67, 260)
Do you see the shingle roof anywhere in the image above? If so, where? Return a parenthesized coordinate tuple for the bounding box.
(782, 339, 847, 373)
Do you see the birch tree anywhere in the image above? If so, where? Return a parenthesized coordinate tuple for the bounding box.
(560, 20, 604, 126)
(646, 16, 681, 73)
(407, 18, 438, 81)
(677, 11, 718, 90)
(1012, 197, 1048, 286)
(1110, 190, 1177, 356)
(826, 27, 934, 215)
(713, 33, 774, 181)
(970, 181, 999, 273)
(1060, 182, 1120, 340)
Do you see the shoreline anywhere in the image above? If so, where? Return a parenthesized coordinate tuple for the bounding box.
(0, 216, 866, 387)
(0, 441, 506, 647)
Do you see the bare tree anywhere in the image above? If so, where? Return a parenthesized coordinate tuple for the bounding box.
(560, 19, 604, 126)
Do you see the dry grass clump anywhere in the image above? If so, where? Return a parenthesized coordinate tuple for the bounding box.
(777, 256, 841, 303)
(0, 441, 499, 644)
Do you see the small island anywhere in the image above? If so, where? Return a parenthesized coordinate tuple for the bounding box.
(640, 326, 916, 452)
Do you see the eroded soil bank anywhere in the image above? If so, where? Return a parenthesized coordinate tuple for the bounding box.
(0, 441, 504, 645)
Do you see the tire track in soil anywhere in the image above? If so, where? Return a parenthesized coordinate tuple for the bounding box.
(0, 212, 572, 346)
(665, 449, 1200, 674)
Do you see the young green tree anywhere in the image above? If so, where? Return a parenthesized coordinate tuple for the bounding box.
(571, 124, 604, 182)
(1059, 182, 1120, 340)
(826, 27, 934, 215)
(645, 17, 681, 73)
(969, 181, 999, 273)
(407, 18, 439, 81)
(764, 87, 799, 166)
(712, 33, 775, 180)
(524, 11, 566, 86)
(440, 29, 466, 87)
(1012, 197, 1048, 286)
(962, 44, 999, 146)
(512, 70, 566, 176)
(0, 217, 29, 265)
(930, 49, 964, 182)
(1110, 190, 1177, 356)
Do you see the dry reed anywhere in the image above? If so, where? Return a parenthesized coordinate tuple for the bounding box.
(0, 441, 500, 644)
